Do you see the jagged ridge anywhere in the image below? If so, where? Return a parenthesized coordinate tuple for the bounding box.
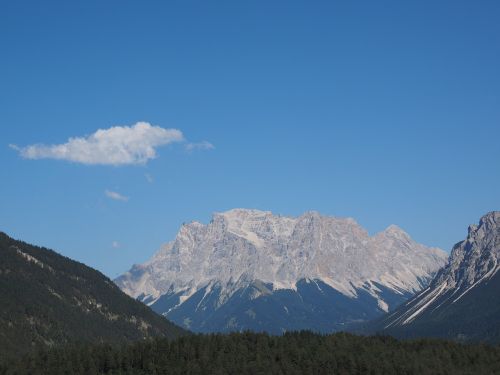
(116, 209, 446, 333)
(370, 211, 500, 343)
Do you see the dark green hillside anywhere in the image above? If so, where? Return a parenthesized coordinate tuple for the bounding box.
(3, 332, 500, 375)
(0, 232, 187, 362)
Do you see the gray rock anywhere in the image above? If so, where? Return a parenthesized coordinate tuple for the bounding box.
(115, 209, 447, 332)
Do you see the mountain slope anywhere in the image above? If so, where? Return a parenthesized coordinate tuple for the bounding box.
(0, 232, 187, 361)
(370, 211, 500, 343)
(116, 209, 446, 333)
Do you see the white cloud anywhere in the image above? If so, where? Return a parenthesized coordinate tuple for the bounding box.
(11, 122, 184, 166)
(145, 173, 154, 183)
(105, 190, 129, 202)
(185, 140, 215, 152)
(112, 241, 121, 249)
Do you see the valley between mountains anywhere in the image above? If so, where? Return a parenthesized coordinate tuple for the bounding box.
(2, 209, 500, 374)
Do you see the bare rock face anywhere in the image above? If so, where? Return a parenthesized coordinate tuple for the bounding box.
(115, 209, 446, 333)
(372, 212, 500, 343)
(432, 211, 500, 293)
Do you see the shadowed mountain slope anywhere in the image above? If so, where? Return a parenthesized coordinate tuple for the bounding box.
(367, 212, 500, 343)
(0, 232, 187, 361)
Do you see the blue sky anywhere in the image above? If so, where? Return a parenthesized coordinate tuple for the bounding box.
(1, 1, 499, 278)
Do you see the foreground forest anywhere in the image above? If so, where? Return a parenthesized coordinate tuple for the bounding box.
(2, 331, 499, 375)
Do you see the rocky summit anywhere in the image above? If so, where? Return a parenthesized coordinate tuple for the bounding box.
(372, 211, 500, 343)
(115, 209, 447, 333)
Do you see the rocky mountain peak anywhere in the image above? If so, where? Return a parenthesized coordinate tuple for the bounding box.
(456, 211, 499, 258)
(384, 224, 405, 234)
(116, 209, 446, 309)
(374, 212, 500, 341)
(381, 224, 410, 240)
(431, 212, 499, 292)
(216, 208, 273, 222)
(389, 212, 499, 322)
(474, 211, 500, 239)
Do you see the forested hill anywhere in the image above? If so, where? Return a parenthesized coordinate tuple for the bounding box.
(3, 332, 499, 375)
(0, 232, 187, 362)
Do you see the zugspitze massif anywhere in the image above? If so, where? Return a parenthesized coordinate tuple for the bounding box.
(116, 209, 447, 333)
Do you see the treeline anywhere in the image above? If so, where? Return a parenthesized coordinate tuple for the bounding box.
(2, 331, 500, 375)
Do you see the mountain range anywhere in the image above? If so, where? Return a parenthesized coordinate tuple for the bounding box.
(1, 208, 499, 368)
(116, 209, 447, 333)
(367, 211, 500, 343)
